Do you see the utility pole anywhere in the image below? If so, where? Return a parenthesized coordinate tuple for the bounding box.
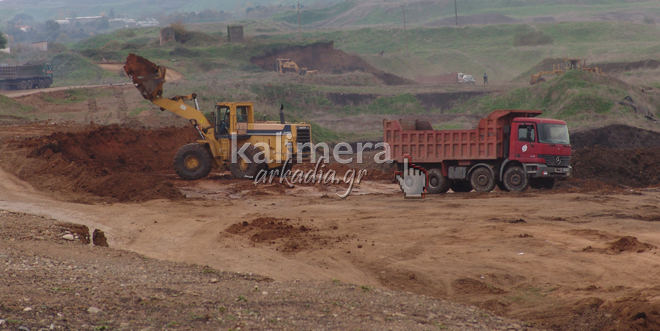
(401, 4, 408, 52)
(298, 1, 302, 40)
(455, 0, 458, 25)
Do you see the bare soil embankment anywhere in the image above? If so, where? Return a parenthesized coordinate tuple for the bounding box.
(249, 41, 414, 86)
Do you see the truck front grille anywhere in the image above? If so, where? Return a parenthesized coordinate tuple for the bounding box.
(540, 155, 571, 167)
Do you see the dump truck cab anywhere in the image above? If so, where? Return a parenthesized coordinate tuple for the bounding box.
(508, 117, 572, 179)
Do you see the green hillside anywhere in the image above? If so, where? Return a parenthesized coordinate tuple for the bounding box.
(273, 0, 660, 27)
(451, 70, 660, 128)
(260, 21, 660, 80)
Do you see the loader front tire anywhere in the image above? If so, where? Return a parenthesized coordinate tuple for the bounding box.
(229, 145, 264, 179)
(173, 143, 212, 180)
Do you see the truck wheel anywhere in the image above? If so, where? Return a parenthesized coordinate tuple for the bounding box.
(38, 79, 45, 89)
(20, 80, 28, 90)
(27, 79, 34, 89)
(503, 166, 529, 192)
(451, 180, 472, 193)
(470, 167, 495, 192)
(426, 168, 450, 194)
(173, 143, 213, 180)
(229, 145, 264, 179)
(44, 79, 51, 88)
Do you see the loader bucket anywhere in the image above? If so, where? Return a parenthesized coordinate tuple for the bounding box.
(123, 53, 166, 101)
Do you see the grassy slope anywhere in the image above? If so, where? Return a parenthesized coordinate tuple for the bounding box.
(0, 0, 331, 22)
(273, 0, 660, 26)
(451, 70, 660, 129)
(260, 21, 660, 80)
(0, 95, 34, 117)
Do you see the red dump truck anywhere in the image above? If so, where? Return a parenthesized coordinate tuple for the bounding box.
(383, 110, 571, 193)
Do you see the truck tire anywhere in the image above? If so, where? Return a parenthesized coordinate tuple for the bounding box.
(44, 79, 51, 88)
(173, 143, 213, 180)
(503, 166, 529, 192)
(470, 167, 496, 192)
(229, 145, 264, 179)
(38, 79, 45, 89)
(451, 180, 472, 193)
(426, 168, 450, 194)
(27, 79, 34, 89)
(20, 80, 28, 90)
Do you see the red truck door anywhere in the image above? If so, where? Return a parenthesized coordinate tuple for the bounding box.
(512, 122, 539, 162)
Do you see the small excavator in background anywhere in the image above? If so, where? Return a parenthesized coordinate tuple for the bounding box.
(274, 58, 318, 76)
(530, 58, 602, 85)
(123, 53, 312, 180)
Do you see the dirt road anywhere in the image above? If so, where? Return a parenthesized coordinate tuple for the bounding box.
(0, 83, 132, 98)
(0, 162, 659, 330)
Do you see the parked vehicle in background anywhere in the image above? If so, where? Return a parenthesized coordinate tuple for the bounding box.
(0, 62, 53, 90)
(416, 72, 476, 85)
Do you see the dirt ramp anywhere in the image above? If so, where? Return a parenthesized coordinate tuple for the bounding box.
(571, 146, 660, 188)
(249, 41, 414, 85)
(595, 59, 660, 74)
(571, 125, 660, 149)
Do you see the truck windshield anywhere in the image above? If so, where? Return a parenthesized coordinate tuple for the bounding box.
(538, 123, 570, 144)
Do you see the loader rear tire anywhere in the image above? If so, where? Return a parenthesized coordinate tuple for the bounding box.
(229, 145, 264, 179)
(173, 143, 212, 180)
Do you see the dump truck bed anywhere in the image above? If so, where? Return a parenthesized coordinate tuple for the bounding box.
(0, 64, 46, 79)
(383, 110, 542, 163)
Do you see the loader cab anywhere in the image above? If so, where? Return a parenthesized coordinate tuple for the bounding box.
(214, 102, 254, 138)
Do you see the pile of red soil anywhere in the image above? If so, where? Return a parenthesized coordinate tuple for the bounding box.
(6, 124, 199, 202)
(571, 146, 660, 188)
(22, 124, 199, 173)
(608, 236, 656, 253)
(225, 217, 329, 253)
(249, 41, 414, 86)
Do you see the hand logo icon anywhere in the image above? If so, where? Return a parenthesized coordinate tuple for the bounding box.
(395, 155, 427, 199)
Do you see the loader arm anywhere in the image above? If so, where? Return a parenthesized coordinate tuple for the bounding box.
(124, 53, 211, 131)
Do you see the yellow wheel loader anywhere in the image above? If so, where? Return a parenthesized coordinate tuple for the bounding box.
(123, 53, 312, 180)
(274, 58, 318, 76)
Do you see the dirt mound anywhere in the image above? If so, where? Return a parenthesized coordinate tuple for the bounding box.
(249, 41, 414, 85)
(22, 124, 199, 173)
(595, 59, 660, 74)
(608, 236, 656, 253)
(571, 125, 660, 149)
(571, 146, 660, 188)
(1, 124, 198, 202)
(225, 217, 330, 253)
(427, 13, 518, 26)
